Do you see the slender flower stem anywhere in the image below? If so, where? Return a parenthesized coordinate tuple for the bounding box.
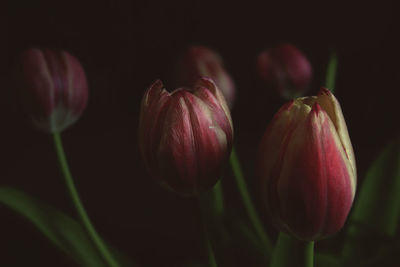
(52, 132, 120, 267)
(212, 180, 224, 216)
(270, 232, 314, 267)
(198, 197, 219, 267)
(205, 231, 218, 267)
(325, 52, 338, 92)
(229, 147, 272, 257)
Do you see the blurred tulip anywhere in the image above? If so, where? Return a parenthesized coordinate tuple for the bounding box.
(175, 45, 236, 108)
(257, 43, 312, 99)
(19, 48, 88, 133)
(257, 88, 356, 240)
(139, 77, 233, 195)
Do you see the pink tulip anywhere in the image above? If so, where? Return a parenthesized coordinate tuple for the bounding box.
(19, 48, 88, 133)
(175, 45, 236, 108)
(257, 43, 312, 99)
(257, 88, 356, 240)
(139, 77, 233, 195)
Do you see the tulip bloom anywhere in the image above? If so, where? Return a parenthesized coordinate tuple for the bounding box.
(175, 45, 236, 108)
(19, 48, 88, 133)
(257, 43, 312, 99)
(257, 88, 356, 240)
(139, 77, 233, 195)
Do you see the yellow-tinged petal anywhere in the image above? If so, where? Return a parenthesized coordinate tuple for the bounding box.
(316, 88, 356, 181)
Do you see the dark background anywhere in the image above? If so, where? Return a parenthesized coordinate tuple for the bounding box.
(2, 0, 399, 266)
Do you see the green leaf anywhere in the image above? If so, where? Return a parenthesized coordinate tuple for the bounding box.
(0, 186, 131, 267)
(342, 138, 400, 263)
(351, 137, 400, 236)
(229, 147, 273, 257)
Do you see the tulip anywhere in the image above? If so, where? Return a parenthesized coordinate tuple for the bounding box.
(257, 88, 356, 241)
(175, 45, 236, 108)
(19, 48, 88, 133)
(257, 43, 312, 99)
(139, 77, 233, 195)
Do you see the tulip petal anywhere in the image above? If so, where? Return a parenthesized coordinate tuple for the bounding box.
(257, 44, 312, 98)
(139, 80, 233, 195)
(20, 48, 89, 133)
(157, 92, 198, 194)
(175, 46, 235, 108)
(195, 77, 232, 128)
(22, 49, 55, 117)
(275, 103, 354, 240)
(317, 88, 356, 185)
(186, 94, 228, 193)
(193, 84, 233, 146)
(139, 80, 170, 174)
(63, 51, 88, 117)
(258, 100, 311, 194)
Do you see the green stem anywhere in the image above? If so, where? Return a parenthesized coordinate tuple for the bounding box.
(198, 197, 219, 267)
(212, 180, 224, 216)
(52, 132, 120, 267)
(271, 232, 314, 267)
(229, 147, 272, 257)
(205, 232, 218, 267)
(325, 52, 338, 92)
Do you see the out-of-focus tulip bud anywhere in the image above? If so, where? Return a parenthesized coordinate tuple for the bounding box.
(257, 88, 356, 241)
(19, 48, 88, 133)
(139, 77, 233, 196)
(257, 43, 312, 99)
(175, 45, 236, 108)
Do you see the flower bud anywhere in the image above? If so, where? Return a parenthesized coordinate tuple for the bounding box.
(19, 48, 88, 133)
(257, 43, 312, 99)
(175, 45, 236, 108)
(139, 78, 233, 196)
(257, 88, 356, 240)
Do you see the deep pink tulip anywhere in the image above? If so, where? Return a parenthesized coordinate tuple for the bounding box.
(19, 48, 88, 133)
(175, 45, 236, 108)
(139, 77, 233, 195)
(257, 43, 312, 99)
(257, 88, 356, 240)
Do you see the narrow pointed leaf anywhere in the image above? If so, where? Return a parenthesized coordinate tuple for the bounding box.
(351, 137, 400, 236)
(0, 186, 132, 267)
(342, 138, 400, 263)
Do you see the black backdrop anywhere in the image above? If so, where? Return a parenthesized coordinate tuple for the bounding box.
(2, 0, 399, 266)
